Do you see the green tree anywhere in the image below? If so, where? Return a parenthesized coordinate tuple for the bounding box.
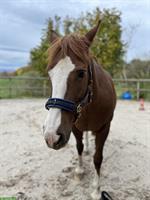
(71, 8, 125, 76)
(29, 17, 61, 76)
(126, 59, 150, 79)
(63, 16, 73, 34)
(30, 7, 125, 77)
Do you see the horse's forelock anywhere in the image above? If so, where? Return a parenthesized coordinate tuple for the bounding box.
(47, 34, 90, 71)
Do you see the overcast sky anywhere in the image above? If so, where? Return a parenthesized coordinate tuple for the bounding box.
(0, 0, 149, 71)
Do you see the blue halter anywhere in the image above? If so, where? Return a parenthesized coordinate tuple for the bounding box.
(45, 64, 93, 115)
(45, 98, 77, 113)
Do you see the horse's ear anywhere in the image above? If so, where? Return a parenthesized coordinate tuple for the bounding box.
(50, 30, 59, 43)
(85, 20, 101, 46)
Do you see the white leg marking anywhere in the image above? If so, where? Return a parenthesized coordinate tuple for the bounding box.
(92, 170, 100, 188)
(91, 189, 101, 200)
(91, 170, 101, 200)
(84, 131, 89, 154)
(75, 155, 84, 175)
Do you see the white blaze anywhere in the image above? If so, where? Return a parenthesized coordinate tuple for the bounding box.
(43, 56, 75, 146)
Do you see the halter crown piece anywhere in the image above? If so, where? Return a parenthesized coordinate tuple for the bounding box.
(45, 63, 93, 117)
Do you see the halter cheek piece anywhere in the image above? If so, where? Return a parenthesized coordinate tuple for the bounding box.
(45, 63, 93, 117)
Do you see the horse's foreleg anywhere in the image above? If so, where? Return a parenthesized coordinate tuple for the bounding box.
(91, 123, 110, 200)
(72, 125, 84, 175)
(84, 131, 89, 154)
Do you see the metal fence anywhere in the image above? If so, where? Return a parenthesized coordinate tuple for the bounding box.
(0, 76, 150, 100)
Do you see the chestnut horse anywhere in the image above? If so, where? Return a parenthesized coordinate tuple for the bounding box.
(43, 21, 116, 199)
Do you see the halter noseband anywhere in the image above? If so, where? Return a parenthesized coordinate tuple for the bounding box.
(45, 63, 93, 117)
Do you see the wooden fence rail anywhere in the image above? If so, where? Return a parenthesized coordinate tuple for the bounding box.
(113, 78, 150, 100)
(0, 76, 150, 100)
(0, 76, 50, 98)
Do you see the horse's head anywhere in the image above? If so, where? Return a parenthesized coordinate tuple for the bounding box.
(43, 21, 101, 150)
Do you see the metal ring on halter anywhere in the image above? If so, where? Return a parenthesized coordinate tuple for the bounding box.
(76, 104, 82, 114)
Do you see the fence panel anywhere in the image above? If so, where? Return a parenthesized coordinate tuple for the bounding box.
(113, 79, 150, 100)
(0, 76, 150, 100)
(0, 76, 51, 98)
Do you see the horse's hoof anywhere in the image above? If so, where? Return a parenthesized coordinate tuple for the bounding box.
(74, 166, 84, 180)
(91, 190, 101, 200)
(92, 180, 98, 188)
(75, 166, 84, 175)
(74, 173, 83, 181)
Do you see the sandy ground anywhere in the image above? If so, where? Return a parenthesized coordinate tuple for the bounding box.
(0, 99, 150, 200)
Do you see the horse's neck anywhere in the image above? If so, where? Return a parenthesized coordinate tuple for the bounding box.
(91, 59, 104, 81)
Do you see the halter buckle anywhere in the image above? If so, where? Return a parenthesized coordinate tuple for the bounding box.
(77, 104, 82, 114)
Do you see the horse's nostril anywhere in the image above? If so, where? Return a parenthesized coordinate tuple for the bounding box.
(45, 134, 60, 148)
(56, 133, 63, 144)
(46, 140, 49, 146)
(45, 132, 67, 149)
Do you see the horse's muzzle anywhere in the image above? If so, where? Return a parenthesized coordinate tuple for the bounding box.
(53, 133, 67, 150)
(45, 132, 70, 150)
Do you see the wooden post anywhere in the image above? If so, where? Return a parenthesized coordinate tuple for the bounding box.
(9, 77, 12, 98)
(43, 80, 47, 97)
(137, 81, 140, 100)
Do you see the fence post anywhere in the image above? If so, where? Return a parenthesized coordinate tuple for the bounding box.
(9, 77, 12, 98)
(137, 81, 140, 100)
(43, 80, 47, 97)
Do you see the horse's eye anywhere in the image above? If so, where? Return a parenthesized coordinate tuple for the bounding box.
(77, 70, 85, 78)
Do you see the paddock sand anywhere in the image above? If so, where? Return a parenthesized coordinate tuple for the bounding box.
(0, 99, 150, 200)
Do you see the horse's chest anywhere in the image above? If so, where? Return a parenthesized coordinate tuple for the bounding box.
(74, 105, 101, 131)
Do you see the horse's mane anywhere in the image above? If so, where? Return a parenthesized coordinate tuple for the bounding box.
(47, 34, 90, 70)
